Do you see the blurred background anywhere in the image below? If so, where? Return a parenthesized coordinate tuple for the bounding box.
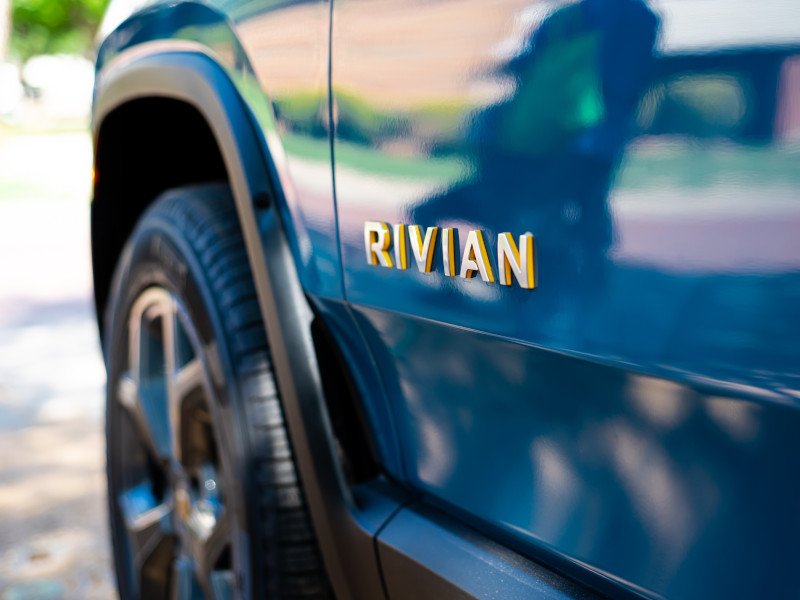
(0, 1, 116, 598)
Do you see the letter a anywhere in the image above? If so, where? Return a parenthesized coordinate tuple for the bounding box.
(459, 230, 495, 283)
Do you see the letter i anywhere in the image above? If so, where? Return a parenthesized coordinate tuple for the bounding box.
(442, 227, 458, 277)
(393, 224, 408, 270)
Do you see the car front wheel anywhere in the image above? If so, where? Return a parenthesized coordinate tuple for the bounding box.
(104, 184, 330, 599)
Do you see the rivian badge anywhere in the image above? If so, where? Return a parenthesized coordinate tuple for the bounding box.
(364, 221, 536, 290)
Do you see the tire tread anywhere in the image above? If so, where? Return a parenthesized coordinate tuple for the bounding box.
(147, 184, 330, 599)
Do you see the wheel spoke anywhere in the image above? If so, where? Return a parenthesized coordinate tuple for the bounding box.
(168, 354, 204, 469)
(163, 297, 178, 381)
(125, 291, 177, 462)
(174, 358, 204, 403)
(119, 484, 173, 568)
(166, 303, 207, 469)
(186, 509, 234, 600)
(201, 509, 231, 574)
(163, 301, 183, 464)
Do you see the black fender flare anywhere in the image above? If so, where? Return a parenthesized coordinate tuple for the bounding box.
(93, 48, 405, 600)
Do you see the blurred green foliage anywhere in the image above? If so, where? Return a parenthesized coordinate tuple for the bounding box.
(11, 0, 110, 60)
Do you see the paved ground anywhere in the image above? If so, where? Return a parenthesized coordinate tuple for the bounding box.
(0, 130, 116, 599)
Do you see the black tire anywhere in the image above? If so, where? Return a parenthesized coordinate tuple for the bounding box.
(104, 183, 330, 599)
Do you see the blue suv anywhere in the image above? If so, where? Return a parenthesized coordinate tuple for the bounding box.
(91, 0, 800, 598)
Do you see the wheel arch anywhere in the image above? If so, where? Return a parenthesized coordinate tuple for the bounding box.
(92, 51, 273, 337)
(92, 49, 403, 600)
(92, 96, 229, 332)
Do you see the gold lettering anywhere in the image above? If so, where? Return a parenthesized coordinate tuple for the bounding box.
(459, 230, 495, 283)
(497, 232, 536, 289)
(364, 221, 394, 268)
(442, 227, 458, 277)
(408, 225, 438, 273)
(393, 224, 408, 269)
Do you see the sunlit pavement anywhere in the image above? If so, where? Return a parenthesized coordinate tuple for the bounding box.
(0, 131, 116, 599)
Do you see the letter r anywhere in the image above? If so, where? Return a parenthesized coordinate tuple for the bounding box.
(364, 221, 394, 268)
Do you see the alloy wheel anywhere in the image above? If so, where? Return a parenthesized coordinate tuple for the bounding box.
(110, 287, 238, 600)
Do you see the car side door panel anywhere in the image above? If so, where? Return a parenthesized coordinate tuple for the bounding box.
(332, 0, 800, 597)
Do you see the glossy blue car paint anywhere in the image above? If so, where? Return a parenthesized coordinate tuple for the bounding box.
(332, 1, 800, 597)
(95, 0, 800, 597)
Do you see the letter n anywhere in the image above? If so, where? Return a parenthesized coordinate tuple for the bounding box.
(497, 232, 536, 289)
